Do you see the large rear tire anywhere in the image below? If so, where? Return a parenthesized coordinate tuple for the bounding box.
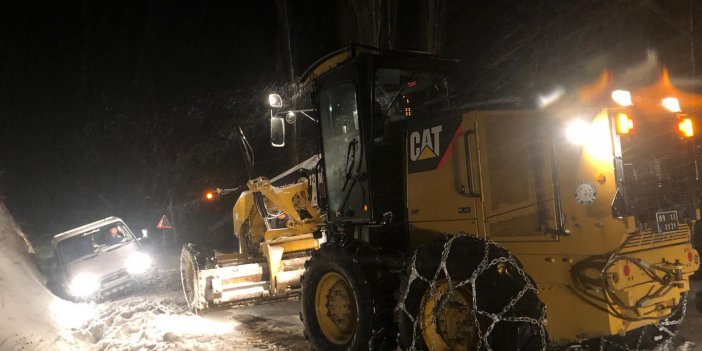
(395, 234, 547, 351)
(300, 239, 397, 351)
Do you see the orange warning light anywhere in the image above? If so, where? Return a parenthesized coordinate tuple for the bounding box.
(678, 118, 694, 137)
(616, 113, 634, 134)
(206, 192, 215, 200)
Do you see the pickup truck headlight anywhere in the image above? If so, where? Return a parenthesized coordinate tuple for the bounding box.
(69, 273, 100, 297)
(125, 252, 152, 275)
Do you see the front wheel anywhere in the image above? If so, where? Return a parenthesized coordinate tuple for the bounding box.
(396, 234, 547, 351)
(300, 239, 397, 351)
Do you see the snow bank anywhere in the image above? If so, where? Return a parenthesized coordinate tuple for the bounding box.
(0, 203, 86, 350)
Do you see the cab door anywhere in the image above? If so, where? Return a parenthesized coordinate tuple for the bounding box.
(406, 112, 481, 237)
(317, 79, 371, 223)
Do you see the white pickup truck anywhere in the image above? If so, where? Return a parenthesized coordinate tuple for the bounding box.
(51, 217, 152, 300)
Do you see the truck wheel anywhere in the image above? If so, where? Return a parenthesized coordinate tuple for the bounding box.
(396, 234, 547, 351)
(300, 240, 397, 351)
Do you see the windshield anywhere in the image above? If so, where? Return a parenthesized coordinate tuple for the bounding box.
(374, 68, 451, 116)
(319, 81, 363, 217)
(57, 223, 134, 263)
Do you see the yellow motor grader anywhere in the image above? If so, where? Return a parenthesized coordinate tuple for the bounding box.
(268, 47, 700, 351)
(184, 46, 701, 350)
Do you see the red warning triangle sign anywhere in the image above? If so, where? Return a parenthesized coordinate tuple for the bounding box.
(157, 215, 173, 229)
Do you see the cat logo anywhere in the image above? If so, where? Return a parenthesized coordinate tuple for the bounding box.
(410, 126, 442, 161)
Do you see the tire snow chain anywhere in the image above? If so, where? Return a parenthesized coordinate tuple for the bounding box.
(396, 234, 548, 351)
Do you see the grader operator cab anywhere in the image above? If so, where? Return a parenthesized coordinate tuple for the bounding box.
(270, 47, 700, 350)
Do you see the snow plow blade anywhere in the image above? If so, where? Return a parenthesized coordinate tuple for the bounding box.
(180, 244, 308, 312)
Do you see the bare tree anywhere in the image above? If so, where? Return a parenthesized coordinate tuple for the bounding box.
(421, 0, 447, 54)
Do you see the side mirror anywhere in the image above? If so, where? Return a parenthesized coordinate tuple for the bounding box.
(271, 115, 286, 147)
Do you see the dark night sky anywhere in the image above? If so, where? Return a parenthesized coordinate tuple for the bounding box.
(0, 0, 700, 246)
(0, 1, 338, 243)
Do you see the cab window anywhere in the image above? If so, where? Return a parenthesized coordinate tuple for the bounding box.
(374, 68, 451, 117)
(319, 82, 360, 215)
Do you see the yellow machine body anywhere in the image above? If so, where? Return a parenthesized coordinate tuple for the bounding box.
(280, 47, 702, 349)
(406, 108, 700, 344)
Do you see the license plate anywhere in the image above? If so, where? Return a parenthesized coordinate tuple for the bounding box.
(656, 211, 679, 233)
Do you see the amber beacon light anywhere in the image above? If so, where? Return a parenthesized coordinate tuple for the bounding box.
(678, 117, 694, 138)
(616, 113, 634, 134)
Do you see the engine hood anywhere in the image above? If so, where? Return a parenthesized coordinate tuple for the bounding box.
(64, 241, 140, 279)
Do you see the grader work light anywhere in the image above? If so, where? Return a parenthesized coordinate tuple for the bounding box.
(611, 90, 633, 106)
(662, 97, 681, 113)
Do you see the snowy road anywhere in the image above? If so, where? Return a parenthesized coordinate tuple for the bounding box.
(0, 202, 310, 351)
(61, 276, 702, 351)
(61, 264, 309, 351)
(72, 289, 307, 351)
(67, 262, 702, 351)
(64, 257, 702, 351)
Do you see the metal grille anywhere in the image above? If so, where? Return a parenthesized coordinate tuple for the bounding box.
(621, 117, 698, 228)
(621, 228, 690, 251)
(101, 270, 129, 284)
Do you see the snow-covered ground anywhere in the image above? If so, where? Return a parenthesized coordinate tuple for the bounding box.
(0, 204, 306, 351)
(71, 290, 306, 351)
(674, 279, 702, 350)
(68, 263, 307, 351)
(1, 202, 702, 351)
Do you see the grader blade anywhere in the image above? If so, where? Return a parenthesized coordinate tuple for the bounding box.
(180, 243, 308, 313)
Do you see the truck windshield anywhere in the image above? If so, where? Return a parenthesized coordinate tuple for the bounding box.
(58, 223, 133, 263)
(374, 68, 451, 116)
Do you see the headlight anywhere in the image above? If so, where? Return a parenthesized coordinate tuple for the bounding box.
(565, 120, 591, 145)
(125, 252, 152, 275)
(69, 273, 100, 297)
